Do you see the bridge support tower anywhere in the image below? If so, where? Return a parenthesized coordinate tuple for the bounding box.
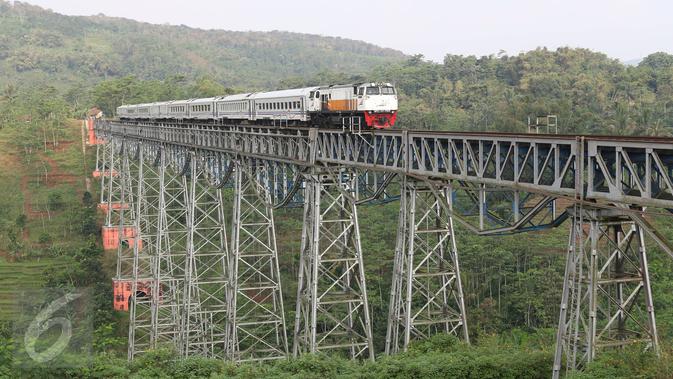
(385, 178, 469, 354)
(293, 168, 374, 360)
(127, 144, 160, 356)
(181, 153, 230, 358)
(552, 206, 659, 378)
(227, 159, 288, 362)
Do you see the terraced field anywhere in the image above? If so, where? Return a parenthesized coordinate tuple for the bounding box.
(0, 119, 92, 321)
(0, 257, 72, 320)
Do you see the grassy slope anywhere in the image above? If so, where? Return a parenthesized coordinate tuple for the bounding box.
(0, 119, 90, 320)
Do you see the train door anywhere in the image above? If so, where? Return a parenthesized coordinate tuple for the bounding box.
(321, 92, 329, 111)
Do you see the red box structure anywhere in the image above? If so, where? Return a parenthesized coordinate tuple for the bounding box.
(92, 169, 118, 178)
(101, 226, 142, 251)
(113, 279, 154, 311)
(86, 118, 104, 145)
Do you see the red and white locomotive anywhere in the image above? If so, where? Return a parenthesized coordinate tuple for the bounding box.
(117, 82, 398, 129)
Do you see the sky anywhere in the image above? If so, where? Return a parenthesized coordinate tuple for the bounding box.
(20, 0, 673, 62)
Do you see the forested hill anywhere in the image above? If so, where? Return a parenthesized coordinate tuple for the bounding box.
(0, 1, 405, 89)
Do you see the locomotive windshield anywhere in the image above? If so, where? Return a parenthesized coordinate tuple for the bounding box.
(366, 87, 380, 95)
(365, 86, 395, 95)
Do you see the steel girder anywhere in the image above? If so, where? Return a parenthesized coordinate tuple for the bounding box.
(385, 178, 469, 354)
(587, 140, 673, 209)
(100, 121, 673, 210)
(227, 159, 288, 362)
(293, 168, 375, 360)
(552, 206, 659, 378)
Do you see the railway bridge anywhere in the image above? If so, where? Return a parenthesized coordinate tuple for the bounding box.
(89, 119, 673, 377)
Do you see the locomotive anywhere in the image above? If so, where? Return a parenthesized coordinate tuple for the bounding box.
(117, 82, 398, 129)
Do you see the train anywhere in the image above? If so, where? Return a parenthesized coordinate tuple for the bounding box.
(116, 82, 398, 129)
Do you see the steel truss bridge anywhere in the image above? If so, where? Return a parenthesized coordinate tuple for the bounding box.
(92, 119, 673, 377)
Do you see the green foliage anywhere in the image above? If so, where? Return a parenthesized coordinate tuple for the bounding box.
(570, 347, 673, 379)
(47, 189, 63, 210)
(37, 232, 51, 244)
(14, 213, 26, 228)
(366, 49, 673, 135)
(0, 1, 403, 94)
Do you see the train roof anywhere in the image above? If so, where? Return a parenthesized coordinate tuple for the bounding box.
(118, 82, 396, 108)
(250, 87, 320, 100)
(219, 93, 255, 101)
(320, 82, 394, 89)
(186, 97, 218, 103)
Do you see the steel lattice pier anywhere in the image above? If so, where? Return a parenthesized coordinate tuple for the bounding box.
(92, 119, 673, 376)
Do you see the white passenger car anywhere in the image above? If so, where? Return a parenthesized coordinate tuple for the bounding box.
(117, 82, 398, 128)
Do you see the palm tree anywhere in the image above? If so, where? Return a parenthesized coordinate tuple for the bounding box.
(645, 119, 672, 137)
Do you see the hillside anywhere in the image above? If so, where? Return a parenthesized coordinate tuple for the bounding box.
(0, 1, 405, 89)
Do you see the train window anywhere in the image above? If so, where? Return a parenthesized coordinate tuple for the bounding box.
(382, 86, 395, 95)
(315, 91, 320, 99)
(366, 87, 380, 95)
(358, 87, 364, 96)
(309, 91, 315, 98)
